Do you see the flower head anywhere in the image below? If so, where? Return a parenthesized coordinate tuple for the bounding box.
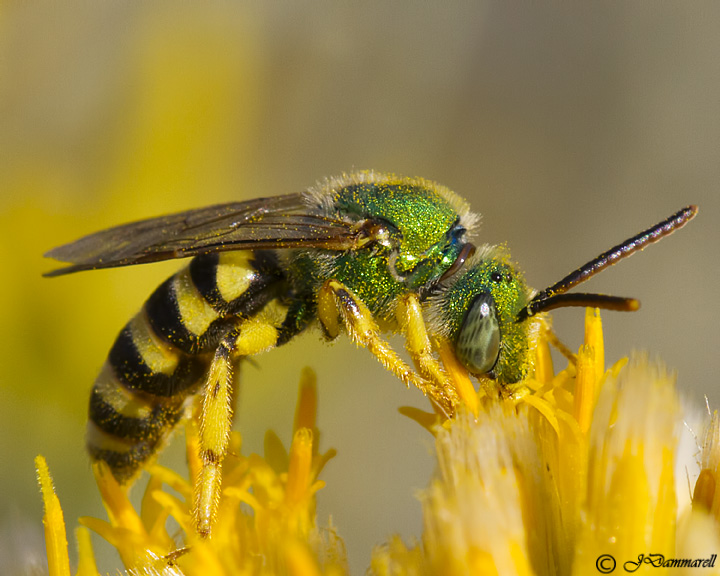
(372, 310, 720, 575)
(38, 311, 719, 575)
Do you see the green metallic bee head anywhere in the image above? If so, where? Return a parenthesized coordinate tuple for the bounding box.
(427, 204, 698, 386)
(427, 246, 534, 384)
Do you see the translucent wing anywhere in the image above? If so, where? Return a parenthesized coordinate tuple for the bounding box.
(44, 193, 359, 276)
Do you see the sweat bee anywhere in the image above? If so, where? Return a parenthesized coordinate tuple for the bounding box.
(45, 172, 697, 536)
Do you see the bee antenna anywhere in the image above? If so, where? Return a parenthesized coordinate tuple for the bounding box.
(517, 205, 698, 322)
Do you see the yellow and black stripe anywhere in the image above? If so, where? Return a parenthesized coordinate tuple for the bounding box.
(86, 250, 294, 482)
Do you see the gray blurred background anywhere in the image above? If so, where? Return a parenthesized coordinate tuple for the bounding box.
(1, 3, 718, 574)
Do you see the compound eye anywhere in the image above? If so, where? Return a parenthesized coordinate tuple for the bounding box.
(455, 293, 500, 375)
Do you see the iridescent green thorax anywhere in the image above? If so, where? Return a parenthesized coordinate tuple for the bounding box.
(427, 248, 533, 384)
(334, 181, 459, 268)
(330, 178, 468, 289)
(286, 246, 404, 314)
(290, 174, 478, 320)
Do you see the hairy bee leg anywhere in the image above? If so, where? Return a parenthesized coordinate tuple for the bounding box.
(318, 280, 456, 413)
(395, 294, 455, 392)
(194, 332, 237, 538)
(194, 317, 279, 537)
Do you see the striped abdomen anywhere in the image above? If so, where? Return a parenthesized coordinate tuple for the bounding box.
(86, 250, 287, 482)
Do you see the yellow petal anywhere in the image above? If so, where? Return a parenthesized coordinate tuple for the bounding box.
(75, 527, 100, 576)
(533, 326, 555, 387)
(35, 456, 70, 576)
(93, 461, 147, 536)
(583, 307, 604, 383)
(285, 428, 314, 508)
(294, 367, 318, 433)
(437, 338, 479, 416)
(697, 411, 720, 520)
(573, 344, 596, 435)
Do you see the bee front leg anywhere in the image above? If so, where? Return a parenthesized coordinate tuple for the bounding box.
(318, 280, 457, 415)
(194, 318, 279, 537)
(395, 294, 451, 388)
(397, 294, 474, 415)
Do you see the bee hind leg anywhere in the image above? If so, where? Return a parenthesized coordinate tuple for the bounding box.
(193, 332, 236, 538)
(194, 318, 279, 537)
(318, 279, 457, 415)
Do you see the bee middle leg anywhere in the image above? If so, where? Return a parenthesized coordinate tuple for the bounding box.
(318, 279, 457, 415)
(194, 317, 279, 537)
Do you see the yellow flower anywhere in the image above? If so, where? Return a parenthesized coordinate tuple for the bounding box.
(38, 368, 344, 576)
(37, 311, 720, 575)
(372, 310, 720, 575)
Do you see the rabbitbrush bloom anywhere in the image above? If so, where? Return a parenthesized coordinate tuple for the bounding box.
(37, 368, 344, 576)
(38, 311, 720, 575)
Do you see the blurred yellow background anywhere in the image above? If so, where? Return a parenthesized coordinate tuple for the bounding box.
(1, 3, 718, 574)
